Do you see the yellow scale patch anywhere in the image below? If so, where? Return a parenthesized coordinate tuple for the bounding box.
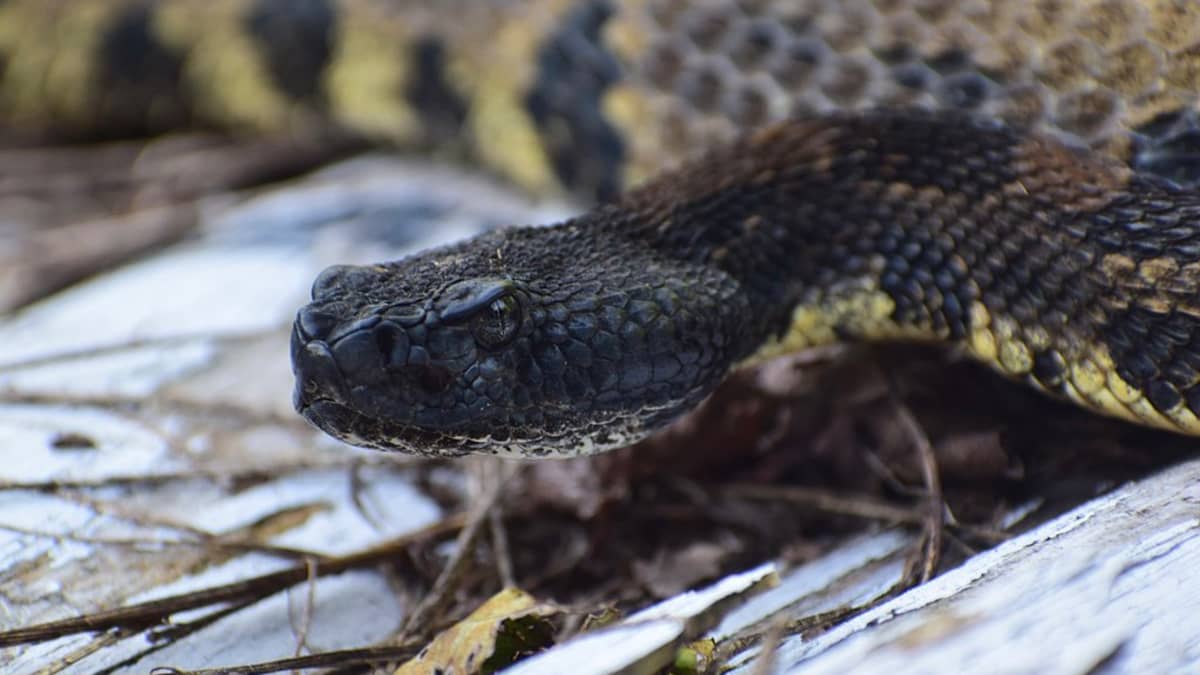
(966, 300, 1200, 434)
(748, 286, 1200, 436)
(323, 2, 421, 142)
(153, 1, 298, 132)
(600, 0, 660, 189)
(601, 84, 656, 188)
(0, 2, 117, 126)
(739, 275, 941, 369)
(444, 0, 574, 196)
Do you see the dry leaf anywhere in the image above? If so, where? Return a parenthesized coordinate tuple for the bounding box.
(396, 588, 558, 675)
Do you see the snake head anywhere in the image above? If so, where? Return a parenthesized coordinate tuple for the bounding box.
(291, 224, 748, 457)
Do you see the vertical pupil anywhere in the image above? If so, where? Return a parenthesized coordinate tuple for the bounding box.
(471, 294, 518, 348)
(480, 297, 512, 343)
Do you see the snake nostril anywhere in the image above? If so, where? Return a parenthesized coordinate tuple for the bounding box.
(294, 340, 348, 404)
(297, 307, 338, 340)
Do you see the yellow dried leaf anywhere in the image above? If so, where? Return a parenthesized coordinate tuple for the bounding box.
(396, 588, 557, 675)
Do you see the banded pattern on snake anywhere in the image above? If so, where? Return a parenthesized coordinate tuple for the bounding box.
(6, 0, 1200, 198)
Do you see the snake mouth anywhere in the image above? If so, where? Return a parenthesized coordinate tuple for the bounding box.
(295, 396, 355, 440)
(296, 395, 475, 457)
(291, 319, 347, 411)
(291, 334, 464, 455)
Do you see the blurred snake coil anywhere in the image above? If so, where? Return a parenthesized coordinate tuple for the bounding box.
(9, 0, 1200, 456)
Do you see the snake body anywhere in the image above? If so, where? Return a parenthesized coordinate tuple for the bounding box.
(6, 0, 1200, 198)
(5, 0, 1200, 454)
(291, 110, 1200, 456)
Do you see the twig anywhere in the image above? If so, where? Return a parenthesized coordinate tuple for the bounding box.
(887, 388, 945, 584)
(489, 507, 516, 589)
(721, 484, 1009, 545)
(0, 513, 467, 648)
(96, 597, 263, 675)
(0, 522, 323, 561)
(147, 644, 421, 675)
(288, 557, 321, 659)
(400, 465, 507, 637)
(0, 455, 412, 493)
(722, 483, 922, 524)
(749, 617, 785, 675)
(709, 604, 866, 671)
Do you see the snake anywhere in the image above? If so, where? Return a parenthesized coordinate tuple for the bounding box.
(6, 1, 1200, 456)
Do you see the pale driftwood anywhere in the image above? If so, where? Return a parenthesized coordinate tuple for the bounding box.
(508, 564, 780, 675)
(770, 457, 1200, 675)
(493, 460, 1200, 675)
(0, 159, 549, 674)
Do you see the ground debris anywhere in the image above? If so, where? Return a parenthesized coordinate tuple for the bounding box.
(396, 588, 559, 675)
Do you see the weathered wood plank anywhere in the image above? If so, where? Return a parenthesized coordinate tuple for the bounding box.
(0, 158, 547, 673)
(775, 457, 1200, 674)
(499, 460, 1200, 674)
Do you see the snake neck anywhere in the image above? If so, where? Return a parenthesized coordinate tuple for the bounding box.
(590, 115, 1104, 355)
(597, 112, 1198, 368)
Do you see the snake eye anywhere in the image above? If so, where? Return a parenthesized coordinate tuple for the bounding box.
(472, 294, 521, 348)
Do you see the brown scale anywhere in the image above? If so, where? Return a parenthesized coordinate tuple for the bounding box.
(606, 0, 1200, 197)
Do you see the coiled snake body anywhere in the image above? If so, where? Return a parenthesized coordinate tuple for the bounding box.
(6, 0, 1200, 454)
(292, 111, 1200, 456)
